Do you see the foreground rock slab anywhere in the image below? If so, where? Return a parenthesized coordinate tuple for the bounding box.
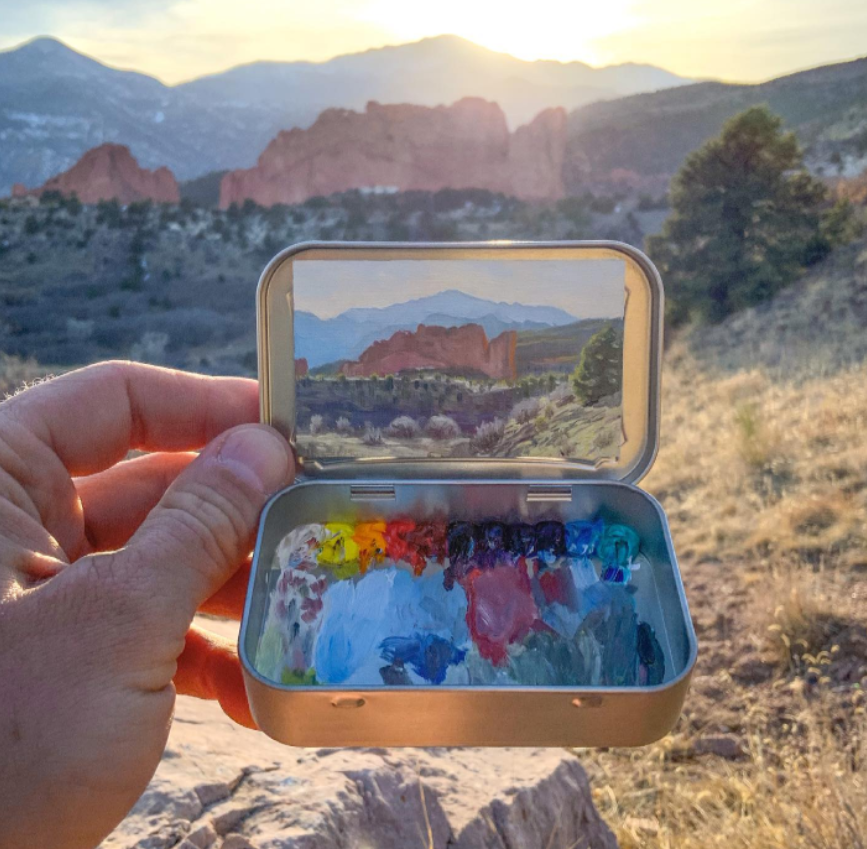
(103, 696, 617, 849)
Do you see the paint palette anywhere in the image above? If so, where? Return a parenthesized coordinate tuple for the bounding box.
(241, 241, 697, 747)
(254, 518, 665, 689)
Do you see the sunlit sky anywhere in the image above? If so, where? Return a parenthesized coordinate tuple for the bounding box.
(1, 0, 865, 84)
(294, 260, 625, 320)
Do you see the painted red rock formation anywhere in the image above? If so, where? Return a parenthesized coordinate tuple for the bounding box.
(340, 323, 517, 381)
(295, 357, 309, 378)
(27, 144, 179, 204)
(219, 98, 566, 208)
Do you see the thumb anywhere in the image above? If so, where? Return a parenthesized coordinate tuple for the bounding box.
(116, 424, 293, 629)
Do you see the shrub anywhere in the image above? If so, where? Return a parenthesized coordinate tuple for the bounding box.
(335, 416, 353, 434)
(309, 414, 325, 435)
(362, 426, 383, 446)
(550, 382, 575, 406)
(471, 418, 505, 454)
(426, 415, 461, 440)
(510, 396, 542, 424)
(385, 415, 421, 438)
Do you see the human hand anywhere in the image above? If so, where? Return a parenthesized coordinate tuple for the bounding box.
(0, 362, 294, 848)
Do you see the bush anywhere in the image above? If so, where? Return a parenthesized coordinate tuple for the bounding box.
(426, 415, 461, 440)
(471, 418, 505, 454)
(510, 396, 542, 424)
(362, 426, 383, 446)
(335, 416, 353, 434)
(309, 415, 325, 435)
(385, 415, 421, 438)
(549, 382, 575, 406)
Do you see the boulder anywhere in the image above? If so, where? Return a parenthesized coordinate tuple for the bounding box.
(29, 143, 180, 204)
(339, 323, 517, 380)
(102, 696, 617, 849)
(219, 98, 566, 208)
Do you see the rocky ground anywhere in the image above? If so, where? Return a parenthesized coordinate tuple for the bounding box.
(104, 694, 616, 849)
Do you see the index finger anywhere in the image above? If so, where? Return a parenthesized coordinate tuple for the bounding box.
(1, 361, 260, 477)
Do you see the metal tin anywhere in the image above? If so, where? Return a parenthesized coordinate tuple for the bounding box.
(240, 241, 697, 747)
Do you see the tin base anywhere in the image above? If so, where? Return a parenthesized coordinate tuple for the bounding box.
(240, 479, 697, 747)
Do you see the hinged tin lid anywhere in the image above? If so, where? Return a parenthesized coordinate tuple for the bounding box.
(258, 241, 662, 484)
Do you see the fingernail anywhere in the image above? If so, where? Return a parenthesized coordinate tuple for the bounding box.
(216, 426, 291, 494)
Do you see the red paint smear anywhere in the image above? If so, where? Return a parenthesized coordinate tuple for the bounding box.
(384, 518, 418, 568)
(538, 568, 572, 606)
(384, 518, 447, 575)
(464, 565, 540, 665)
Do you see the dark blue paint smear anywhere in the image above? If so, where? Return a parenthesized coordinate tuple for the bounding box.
(379, 634, 467, 685)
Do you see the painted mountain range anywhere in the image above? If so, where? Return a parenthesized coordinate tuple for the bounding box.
(294, 290, 578, 369)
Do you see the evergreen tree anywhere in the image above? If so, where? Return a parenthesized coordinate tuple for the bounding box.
(572, 325, 622, 405)
(648, 106, 844, 324)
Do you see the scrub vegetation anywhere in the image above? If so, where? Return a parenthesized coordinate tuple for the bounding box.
(583, 234, 867, 849)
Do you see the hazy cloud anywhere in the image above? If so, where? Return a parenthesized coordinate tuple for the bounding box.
(1, 0, 864, 84)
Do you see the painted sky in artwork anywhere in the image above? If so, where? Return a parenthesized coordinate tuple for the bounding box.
(292, 259, 626, 319)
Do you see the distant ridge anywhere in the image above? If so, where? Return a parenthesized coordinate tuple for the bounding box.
(0, 34, 689, 196)
(294, 290, 580, 368)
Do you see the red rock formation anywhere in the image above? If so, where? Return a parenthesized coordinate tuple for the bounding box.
(219, 98, 566, 208)
(28, 144, 179, 204)
(340, 323, 517, 381)
(11, 183, 27, 198)
(295, 357, 309, 378)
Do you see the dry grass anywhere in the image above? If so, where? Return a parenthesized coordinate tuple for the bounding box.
(582, 338, 867, 848)
(643, 343, 867, 566)
(586, 695, 867, 849)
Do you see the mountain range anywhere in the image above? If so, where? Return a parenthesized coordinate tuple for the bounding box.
(0, 35, 689, 196)
(564, 55, 867, 191)
(294, 290, 579, 368)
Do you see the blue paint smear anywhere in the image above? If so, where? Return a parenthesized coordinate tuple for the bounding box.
(380, 634, 467, 684)
(565, 520, 604, 558)
(312, 567, 469, 685)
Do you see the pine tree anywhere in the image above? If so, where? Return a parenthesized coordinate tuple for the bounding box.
(648, 106, 844, 324)
(572, 325, 622, 405)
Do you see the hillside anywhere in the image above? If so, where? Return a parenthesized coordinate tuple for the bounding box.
(566, 55, 867, 192)
(0, 35, 689, 196)
(687, 236, 867, 374)
(515, 318, 621, 375)
(582, 233, 867, 847)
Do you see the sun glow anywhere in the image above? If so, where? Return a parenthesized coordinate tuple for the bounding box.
(364, 0, 636, 65)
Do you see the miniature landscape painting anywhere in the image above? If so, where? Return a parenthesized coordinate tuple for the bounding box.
(292, 258, 626, 463)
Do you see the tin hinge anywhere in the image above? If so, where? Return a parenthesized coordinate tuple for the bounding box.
(526, 484, 573, 503)
(350, 484, 397, 501)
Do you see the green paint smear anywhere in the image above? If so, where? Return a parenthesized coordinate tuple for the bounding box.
(321, 559, 360, 580)
(281, 668, 318, 686)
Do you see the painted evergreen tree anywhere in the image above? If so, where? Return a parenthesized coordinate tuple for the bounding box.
(572, 325, 622, 405)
